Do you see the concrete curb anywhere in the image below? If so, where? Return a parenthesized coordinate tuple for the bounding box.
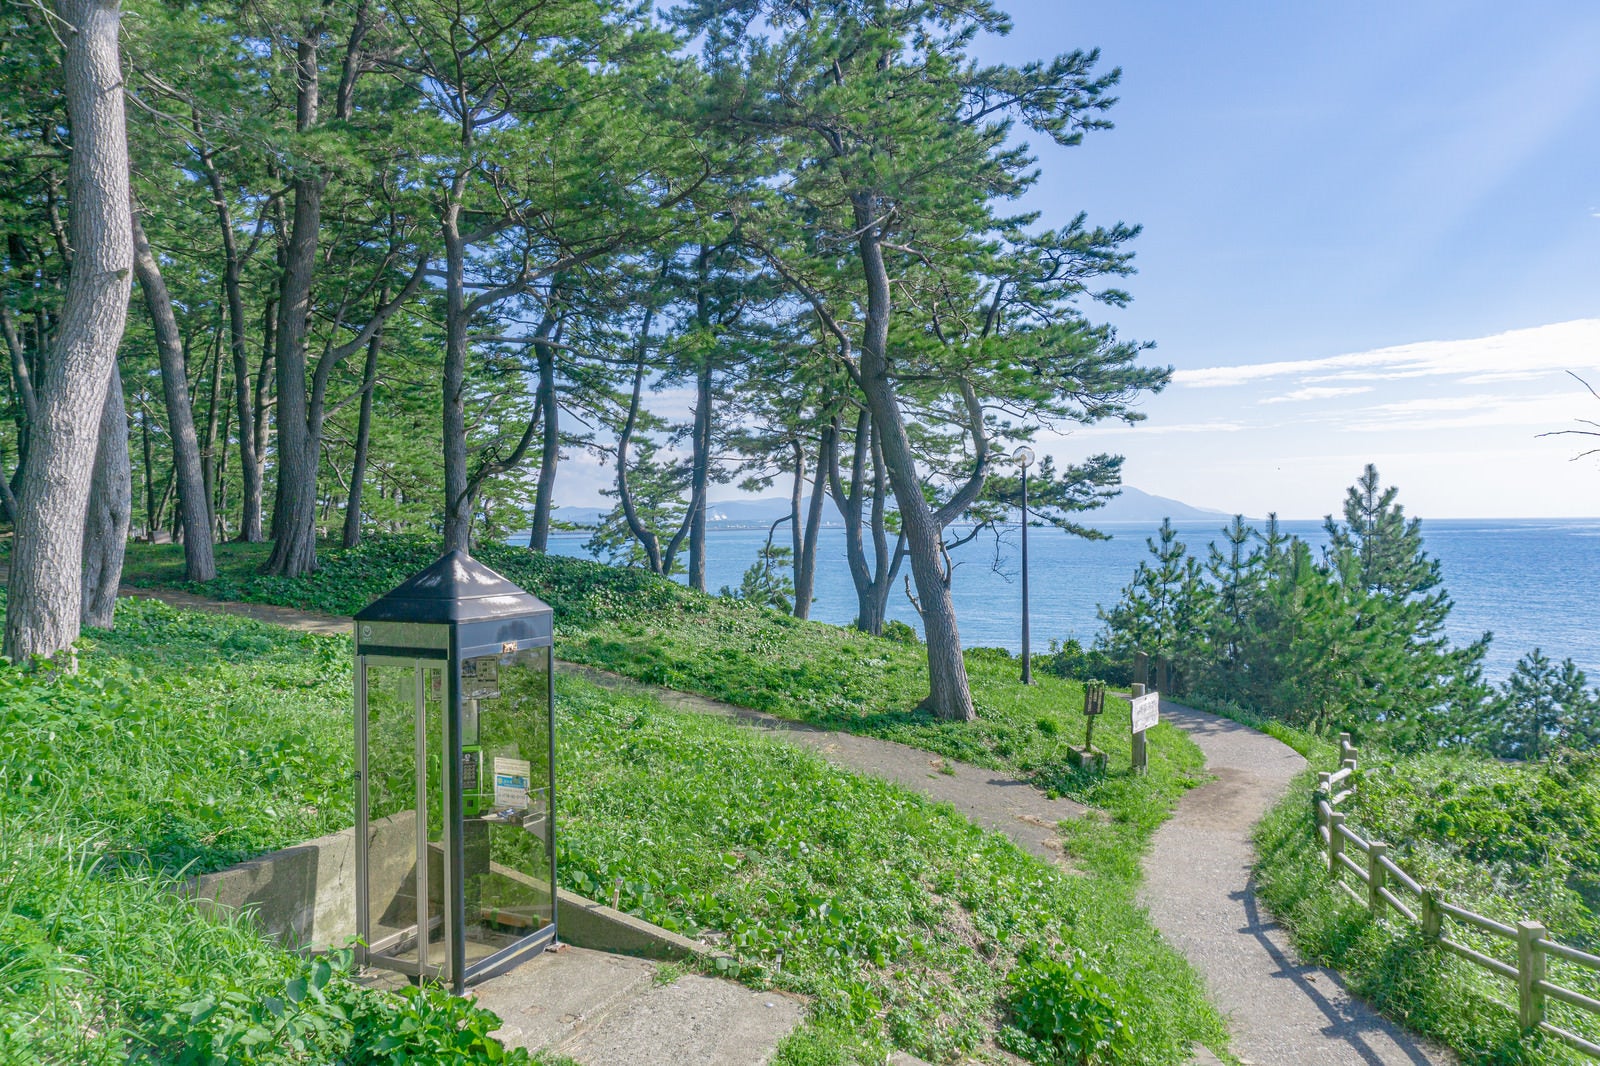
(181, 823, 716, 964)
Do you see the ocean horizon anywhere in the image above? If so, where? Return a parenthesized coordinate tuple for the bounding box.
(532, 516, 1600, 684)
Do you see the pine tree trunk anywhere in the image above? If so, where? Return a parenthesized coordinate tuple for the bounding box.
(4, 0, 132, 664)
(528, 339, 559, 550)
(203, 151, 264, 542)
(265, 29, 324, 577)
(200, 332, 223, 535)
(440, 208, 471, 553)
(854, 203, 973, 720)
(687, 359, 712, 592)
(793, 428, 830, 620)
(829, 410, 883, 634)
(342, 307, 381, 548)
(250, 299, 274, 542)
(131, 208, 216, 581)
(82, 361, 130, 628)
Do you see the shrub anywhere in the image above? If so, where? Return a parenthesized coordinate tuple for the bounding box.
(881, 619, 918, 644)
(1000, 955, 1132, 1066)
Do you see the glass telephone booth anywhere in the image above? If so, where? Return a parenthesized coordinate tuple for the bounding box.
(353, 551, 556, 992)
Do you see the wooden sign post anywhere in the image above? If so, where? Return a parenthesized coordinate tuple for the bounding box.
(1129, 682, 1159, 773)
(1069, 679, 1108, 772)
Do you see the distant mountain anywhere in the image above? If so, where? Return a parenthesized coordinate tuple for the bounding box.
(1090, 486, 1235, 523)
(704, 497, 813, 525)
(547, 486, 1229, 530)
(549, 506, 607, 528)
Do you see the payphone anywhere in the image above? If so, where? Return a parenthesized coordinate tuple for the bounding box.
(353, 551, 556, 993)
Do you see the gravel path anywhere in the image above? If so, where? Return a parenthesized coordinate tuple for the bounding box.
(1143, 699, 1457, 1066)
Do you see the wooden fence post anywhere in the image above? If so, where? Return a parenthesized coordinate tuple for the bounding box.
(1420, 887, 1442, 940)
(1517, 920, 1547, 1031)
(1339, 731, 1355, 764)
(1328, 811, 1345, 879)
(1368, 841, 1387, 915)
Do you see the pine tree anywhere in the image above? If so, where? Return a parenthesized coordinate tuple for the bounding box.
(1322, 465, 1488, 748)
(1480, 650, 1600, 760)
(1098, 519, 1209, 692)
(1205, 515, 1259, 690)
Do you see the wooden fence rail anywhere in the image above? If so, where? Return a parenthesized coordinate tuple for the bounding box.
(1314, 734, 1600, 1059)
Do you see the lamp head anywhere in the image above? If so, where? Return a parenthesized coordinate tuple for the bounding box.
(1012, 446, 1035, 469)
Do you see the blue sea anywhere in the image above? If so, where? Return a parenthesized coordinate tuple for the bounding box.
(541, 518, 1600, 683)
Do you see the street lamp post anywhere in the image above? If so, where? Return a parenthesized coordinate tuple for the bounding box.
(1014, 446, 1035, 684)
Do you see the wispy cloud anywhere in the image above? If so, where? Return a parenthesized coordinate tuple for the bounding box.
(1341, 392, 1577, 432)
(1260, 385, 1374, 405)
(1176, 319, 1600, 389)
(1076, 419, 1248, 437)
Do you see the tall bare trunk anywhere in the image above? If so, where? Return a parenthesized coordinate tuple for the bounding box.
(853, 199, 972, 720)
(832, 406, 896, 630)
(200, 328, 222, 533)
(528, 338, 559, 550)
(440, 204, 471, 552)
(131, 207, 216, 581)
(687, 358, 712, 592)
(201, 143, 264, 542)
(265, 31, 324, 577)
(82, 361, 130, 627)
(615, 327, 663, 573)
(792, 428, 830, 620)
(4, 0, 132, 664)
(252, 299, 274, 540)
(342, 293, 382, 548)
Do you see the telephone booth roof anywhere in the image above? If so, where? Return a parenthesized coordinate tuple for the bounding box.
(355, 551, 552, 642)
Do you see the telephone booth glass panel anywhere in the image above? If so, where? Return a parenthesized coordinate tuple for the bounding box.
(459, 644, 553, 962)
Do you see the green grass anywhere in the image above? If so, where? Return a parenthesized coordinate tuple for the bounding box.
(2, 589, 1228, 1064)
(118, 536, 1209, 875)
(0, 594, 571, 1065)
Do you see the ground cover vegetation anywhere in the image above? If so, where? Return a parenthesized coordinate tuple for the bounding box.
(1095, 465, 1600, 1063)
(118, 534, 1207, 829)
(0, 591, 573, 1065)
(0, 591, 1227, 1064)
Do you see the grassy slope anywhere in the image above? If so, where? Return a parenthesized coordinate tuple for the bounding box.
(118, 537, 1207, 855)
(2, 588, 1226, 1064)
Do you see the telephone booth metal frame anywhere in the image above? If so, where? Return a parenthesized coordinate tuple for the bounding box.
(353, 551, 556, 993)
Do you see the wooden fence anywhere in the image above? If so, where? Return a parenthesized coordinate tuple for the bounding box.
(1315, 734, 1600, 1059)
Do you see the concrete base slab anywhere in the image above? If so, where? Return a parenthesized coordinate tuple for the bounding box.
(471, 947, 658, 1050)
(558, 974, 804, 1066)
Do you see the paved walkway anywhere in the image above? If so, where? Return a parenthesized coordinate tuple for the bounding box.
(1143, 700, 1456, 1066)
(94, 579, 1457, 1063)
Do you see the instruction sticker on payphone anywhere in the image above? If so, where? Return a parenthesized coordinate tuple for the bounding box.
(493, 757, 531, 809)
(461, 656, 500, 700)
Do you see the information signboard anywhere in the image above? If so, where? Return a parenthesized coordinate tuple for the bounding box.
(1130, 691, 1160, 734)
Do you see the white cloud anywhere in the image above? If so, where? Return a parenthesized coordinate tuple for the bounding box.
(1341, 393, 1579, 433)
(1259, 385, 1374, 405)
(1075, 419, 1248, 437)
(1175, 319, 1600, 389)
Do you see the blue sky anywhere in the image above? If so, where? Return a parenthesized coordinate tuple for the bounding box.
(978, 0, 1600, 517)
(560, 2, 1600, 520)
